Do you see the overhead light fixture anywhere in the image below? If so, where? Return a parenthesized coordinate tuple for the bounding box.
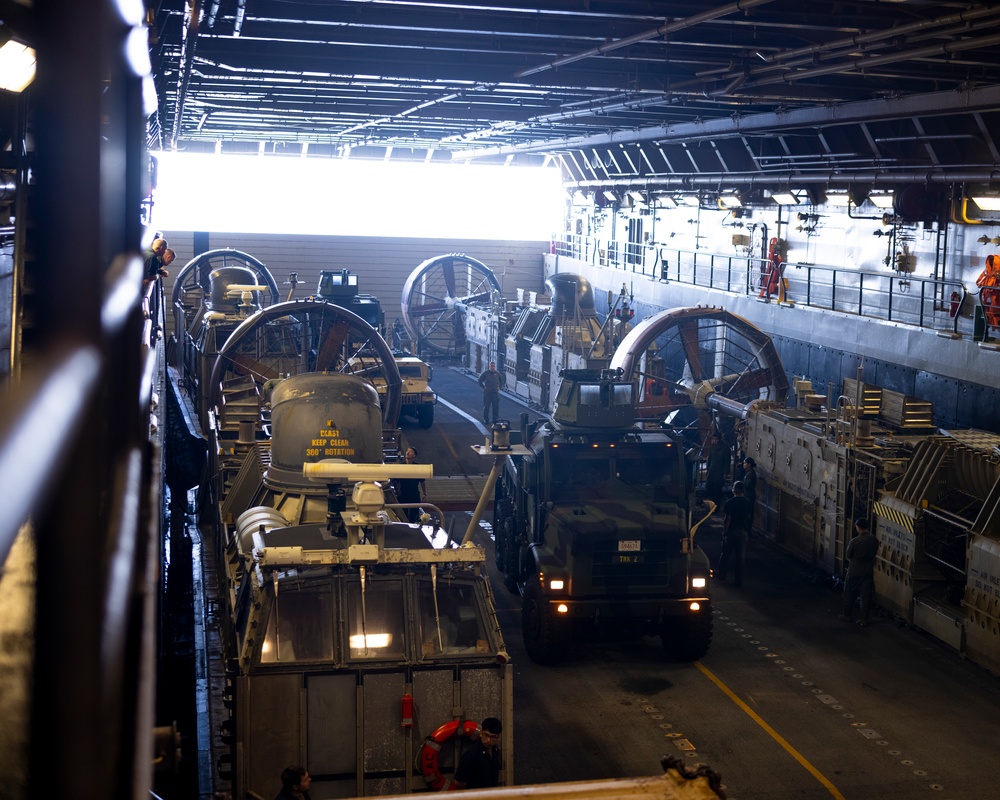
(972, 196, 1000, 211)
(603, 190, 619, 202)
(628, 190, 646, 203)
(718, 193, 743, 208)
(677, 194, 701, 206)
(825, 193, 852, 206)
(656, 195, 677, 208)
(0, 39, 36, 93)
(771, 192, 800, 205)
(869, 192, 895, 209)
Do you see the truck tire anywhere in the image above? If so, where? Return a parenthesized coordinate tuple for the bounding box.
(501, 517, 521, 595)
(660, 604, 713, 661)
(522, 580, 569, 665)
(493, 500, 512, 567)
(416, 405, 434, 428)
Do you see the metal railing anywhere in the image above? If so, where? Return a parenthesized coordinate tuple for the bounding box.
(554, 234, 968, 334)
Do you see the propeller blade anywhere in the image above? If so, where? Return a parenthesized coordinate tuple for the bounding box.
(677, 319, 704, 383)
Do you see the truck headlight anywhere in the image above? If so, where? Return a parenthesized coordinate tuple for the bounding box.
(549, 579, 565, 590)
(691, 577, 707, 589)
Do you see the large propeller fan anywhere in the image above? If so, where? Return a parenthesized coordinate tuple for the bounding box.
(209, 300, 402, 427)
(401, 254, 501, 356)
(610, 306, 788, 440)
(170, 249, 281, 336)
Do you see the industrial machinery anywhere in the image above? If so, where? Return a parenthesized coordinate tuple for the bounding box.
(493, 367, 715, 665)
(315, 268, 386, 332)
(462, 273, 636, 413)
(873, 429, 1000, 675)
(199, 314, 513, 797)
(170, 253, 437, 432)
(400, 253, 502, 358)
(733, 373, 1000, 676)
(316, 268, 438, 427)
(169, 249, 281, 428)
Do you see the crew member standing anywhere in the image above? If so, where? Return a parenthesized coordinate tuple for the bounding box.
(478, 361, 503, 426)
(393, 447, 425, 524)
(839, 518, 879, 626)
(704, 434, 728, 510)
(742, 456, 758, 530)
(718, 481, 752, 587)
(454, 717, 503, 789)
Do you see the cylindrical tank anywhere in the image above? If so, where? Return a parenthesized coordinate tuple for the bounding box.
(209, 266, 258, 312)
(546, 273, 594, 318)
(264, 373, 383, 490)
(236, 506, 288, 554)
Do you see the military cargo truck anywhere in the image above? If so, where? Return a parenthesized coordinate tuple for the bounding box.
(493, 368, 714, 664)
(349, 353, 437, 428)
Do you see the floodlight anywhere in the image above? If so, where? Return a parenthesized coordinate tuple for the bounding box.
(0, 39, 35, 93)
(771, 192, 800, 205)
(869, 193, 895, 209)
(825, 193, 852, 206)
(677, 194, 701, 206)
(603, 190, 619, 202)
(973, 196, 1000, 211)
(718, 193, 743, 208)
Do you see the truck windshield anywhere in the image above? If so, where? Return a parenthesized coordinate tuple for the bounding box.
(549, 442, 682, 503)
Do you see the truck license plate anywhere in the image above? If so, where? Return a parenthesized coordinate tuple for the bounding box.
(618, 540, 641, 552)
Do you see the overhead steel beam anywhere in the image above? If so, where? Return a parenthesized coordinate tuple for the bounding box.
(170, 0, 202, 151)
(514, 0, 780, 79)
(458, 84, 1000, 160)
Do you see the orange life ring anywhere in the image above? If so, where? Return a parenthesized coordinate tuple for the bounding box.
(418, 720, 481, 790)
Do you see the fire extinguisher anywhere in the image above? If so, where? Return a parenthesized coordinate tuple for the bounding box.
(949, 291, 961, 318)
(401, 693, 414, 729)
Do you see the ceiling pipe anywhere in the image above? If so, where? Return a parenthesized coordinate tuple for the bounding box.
(678, 13, 1000, 98)
(514, 0, 778, 79)
(205, 0, 220, 29)
(170, 0, 202, 151)
(234, 0, 247, 36)
(756, 5, 1000, 68)
(567, 168, 1000, 193)
(655, 8, 1000, 107)
(762, 31, 1000, 87)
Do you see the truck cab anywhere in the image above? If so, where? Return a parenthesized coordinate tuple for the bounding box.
(493, 369, 713, 664)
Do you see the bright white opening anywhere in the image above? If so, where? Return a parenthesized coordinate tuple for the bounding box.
(150, 152, 565, 239)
